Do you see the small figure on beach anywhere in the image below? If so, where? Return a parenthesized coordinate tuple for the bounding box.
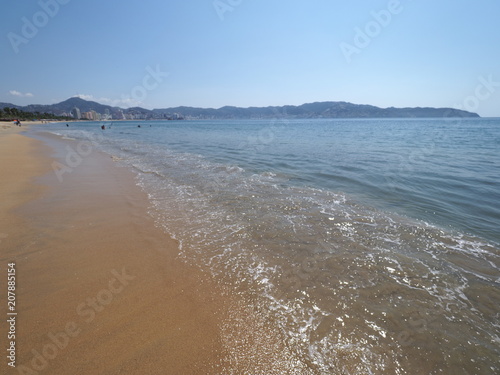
(15, 119, 21, 126)
(66, 124, 69, 127)
(101, 125, 105, 130)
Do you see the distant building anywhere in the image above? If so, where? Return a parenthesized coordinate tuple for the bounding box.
(91, 110, 101, 121)
(81, 110, 101, 121)
(103, 108, 111, 120)
(117, 110, 126, 120)
(71, 107, 81, 119)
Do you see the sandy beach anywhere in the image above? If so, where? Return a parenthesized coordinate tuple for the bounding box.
(1, 126, 232, 374)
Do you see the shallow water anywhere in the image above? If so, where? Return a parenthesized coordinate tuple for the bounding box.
(42, 118, 500, 374)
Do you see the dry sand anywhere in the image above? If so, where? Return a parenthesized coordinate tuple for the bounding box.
(1, 128, 233, 374)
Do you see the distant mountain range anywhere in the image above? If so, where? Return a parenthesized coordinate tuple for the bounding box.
(0, 97, 480, 120)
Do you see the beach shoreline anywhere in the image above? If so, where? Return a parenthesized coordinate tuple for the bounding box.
(1, 126, 233, 374)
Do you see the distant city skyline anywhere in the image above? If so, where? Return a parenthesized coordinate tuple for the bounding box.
(2, 0, 500, 117)
(5, 96, 478, 122)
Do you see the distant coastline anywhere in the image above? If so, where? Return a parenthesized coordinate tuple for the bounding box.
(1, 97, 479, 121)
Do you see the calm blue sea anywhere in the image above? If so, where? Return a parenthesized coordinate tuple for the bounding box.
(42, 118, 500, 374)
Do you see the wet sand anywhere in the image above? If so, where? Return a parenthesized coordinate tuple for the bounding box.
(1, 128, 232, 374)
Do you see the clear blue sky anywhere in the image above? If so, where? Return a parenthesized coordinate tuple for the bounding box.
(2, 0, 500, 116)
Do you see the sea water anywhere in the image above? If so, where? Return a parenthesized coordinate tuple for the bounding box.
(43, 118, 500, 374)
